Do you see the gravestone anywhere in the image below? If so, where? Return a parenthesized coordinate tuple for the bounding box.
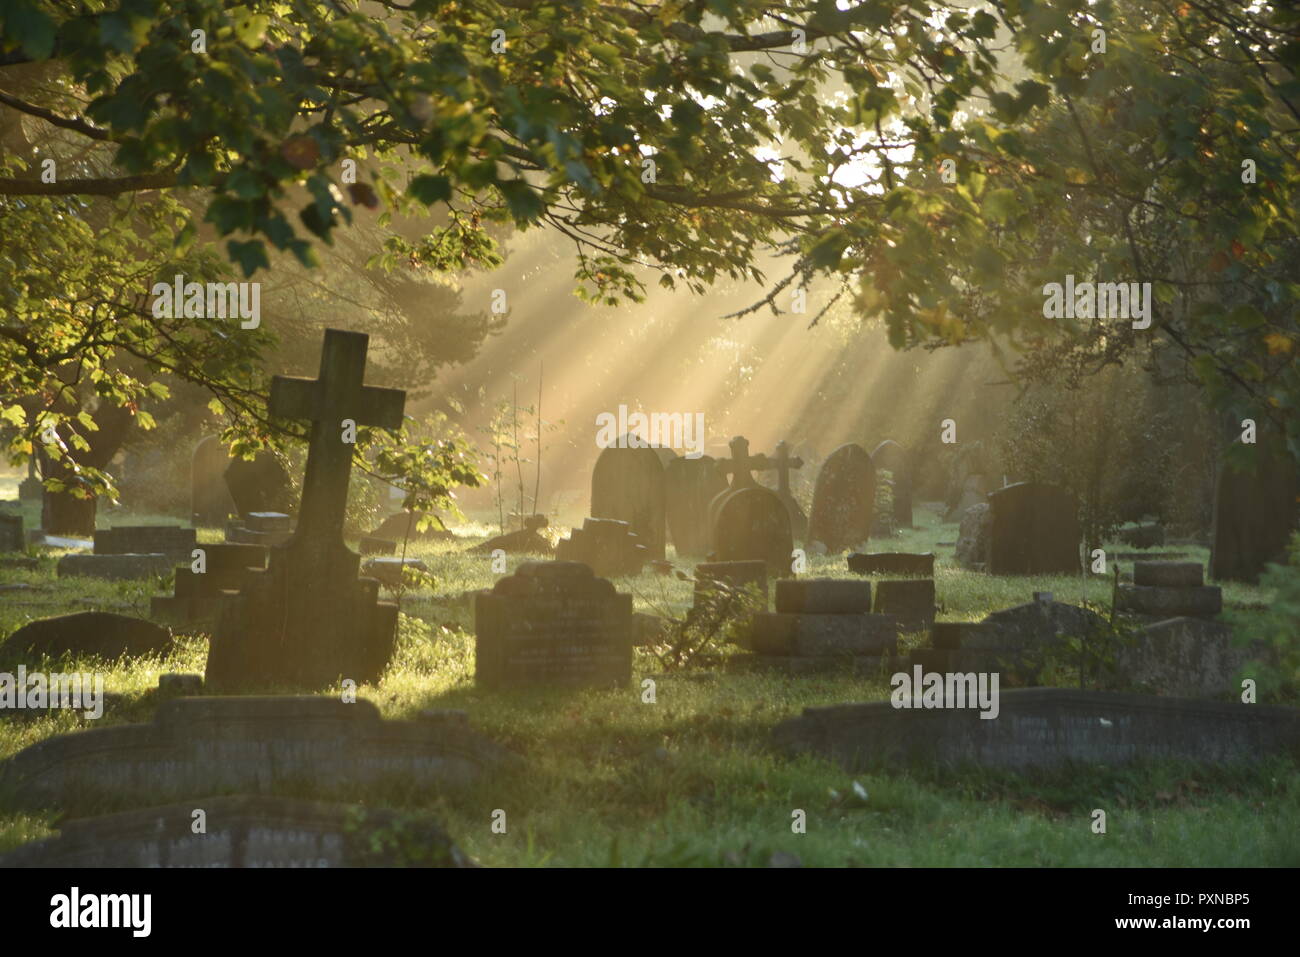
(591, 442, 667, 560)
(361, 556, 429, 588)
(871, 440, 914, 529)
(2, 611, 172, 661)
(707, 436, 795, 544)
(0, 697, 515, 813)
(226, 510, 294, 546)
(205, 329, 406, 690)
(1116, 561, 1221, 619)
(1210, 439, 1299, 583)
(873, 579, 936, 631)
(766, 440, 807, 540)
(56, 553, 172, 580)
(150, 542, 269, 623)
(0, 795, 474, 868)
(0, 514, 23, 552)
(773, 689, 1300, 770)
(986, 482, 1080, 575)
(806, 443, 875, 553)
(474, 561, 633, 689)
(1118, 522, 1165, 549)
(18, 459, 42, 502)
(741, 578, 900, 673)
(94, 525, 196, 561)
(955, 503, 991, 569)
(712, 486, 793, 572)
(470, 514, 554, 555)
(847, 552, 934, 577)
(554, 517, 647, 577)
(945, 472, 992, 521)
(1117, 617, 1259, 699)
(224, 451, 292, 518)
(191, 436, 237, 525)
(664, 456, 727, 557)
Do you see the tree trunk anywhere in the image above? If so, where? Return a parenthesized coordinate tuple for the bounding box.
(36, 403, 135, 537)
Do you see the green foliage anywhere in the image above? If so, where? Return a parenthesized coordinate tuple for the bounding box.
(1229, 531, 1300, 698)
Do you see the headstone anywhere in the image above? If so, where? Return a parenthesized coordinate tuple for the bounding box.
(0, 697, 516, 813)
(1118, 522, 1165, 549)
(986, 482, 1080, 575)
(712, 486, 793, 572)
(191, 436, 237, 525)
(591, 442, 667, 560)
(474, 561, 633, 689)
(18, 459, 42, 502)
(945, 472, 990, 521)
(56, 553, 172, 580)
(745, 578, 899, 667)
(0, 514, 23, 552)
(1117, 617, 1260, 699)
(955, 503, 991, 569)
(766, 440, 807, 540)
(94, 525, 196, 561)
(205, 329, 406, 690)
(554, 517, 647, 577)
(158, 673, 203, 695)
(806, 443, 875, 553)
(773, 689, 1300, 769)
(873, 580, 936, 631)
(1210, 439, 1299, 583)
(150, 542, 269, 623)
(226, 510, 294, 546)
(664, 456, 727, 557)
(2, 611, 172, 661)
(1115, 583, 1222, 619)
(847, 552, 934, 577)
(0, 795, 474, 869)
(707, 436, 794, 544)
(469, 514, 553, 555)
(224, 451, 292, 518)
(692, 560, 768, 617)
(871, 440, 913, 528)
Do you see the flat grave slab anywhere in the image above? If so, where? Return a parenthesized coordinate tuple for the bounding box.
(773, 688, 1300, 770)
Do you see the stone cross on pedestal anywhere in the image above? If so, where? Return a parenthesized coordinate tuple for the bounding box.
(717, 435, 802, 491)
(270, 329, 405, 546)
(204, 329, 408, 691)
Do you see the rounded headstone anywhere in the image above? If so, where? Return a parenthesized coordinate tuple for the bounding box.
(871, 439, 913, 529)
(591, 444, 667, 560)
(4, 611, 172, 661)
(712, 486, 793, 572)
(806, 443, 875, 553)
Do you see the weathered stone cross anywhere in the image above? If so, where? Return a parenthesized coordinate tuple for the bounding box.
(269, 329, 405, 545)
(717, 435, 803, 491)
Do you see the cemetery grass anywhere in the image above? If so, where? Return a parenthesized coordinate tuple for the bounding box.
(0, 506, 1294, 867)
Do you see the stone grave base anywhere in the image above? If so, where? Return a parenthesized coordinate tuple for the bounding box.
(1115, 583, 1222, 619)
(773, 688, 1300, 770)
(750, 612, 899, 656)
(0, 794, 475, 868)
(0, 697, 518, 813)
(56, 553, 171, 581)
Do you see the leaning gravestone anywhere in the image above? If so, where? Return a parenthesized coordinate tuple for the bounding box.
(368, 510, 453, 543)
(665, 456, 727, 557)
(806, 443, 875, 553)
(772, 689, 1300, 770)
(0, 795, 474, 868)
(871, 440, 914, 529)
(986, 482, 1080, 575)
(470, 514, 554, 556)
(1117, 617, 1259, 699)
(205, 329, 405, 690)
(1210, 439, 1299, 583)
(191, 436, 238, 525)
(591, 442, 667, 561)
(2, 611, 173, 661)
(224, 451, 292, 519)
(475, 561, 633, 689)
(712, 486, 793, 572)
(0, 696, 515, 813)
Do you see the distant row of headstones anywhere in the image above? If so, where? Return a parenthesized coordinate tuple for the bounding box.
(586, 434, 916, 571)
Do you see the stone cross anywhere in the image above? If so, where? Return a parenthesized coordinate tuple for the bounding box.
(270, 329, 405, 545)
(771, 440, 804, 496)
(717, 435, 802, 492)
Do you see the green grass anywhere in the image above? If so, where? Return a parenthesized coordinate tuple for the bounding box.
(0, 502, 1294, 866)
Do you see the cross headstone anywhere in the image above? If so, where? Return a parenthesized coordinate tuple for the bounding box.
(205, 329, 407, 690)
